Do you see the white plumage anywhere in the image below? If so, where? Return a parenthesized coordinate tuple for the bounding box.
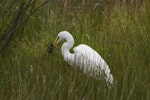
(48, 31, 114, 85)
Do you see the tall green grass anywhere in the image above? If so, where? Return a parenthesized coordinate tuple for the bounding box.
(0, 1, 150, 100)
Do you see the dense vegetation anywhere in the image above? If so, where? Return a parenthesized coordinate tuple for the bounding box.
(0, 0, 150, 100)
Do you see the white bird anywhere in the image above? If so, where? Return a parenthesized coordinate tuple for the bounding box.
(48, 31, 114, 86)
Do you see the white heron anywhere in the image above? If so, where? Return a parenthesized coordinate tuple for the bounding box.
(48, 31, 114, 86)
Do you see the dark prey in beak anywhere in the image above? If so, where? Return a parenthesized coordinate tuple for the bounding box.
(47, 44, 54, 53)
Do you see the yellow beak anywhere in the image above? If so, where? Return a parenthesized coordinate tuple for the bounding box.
(52, 37, 59, 48)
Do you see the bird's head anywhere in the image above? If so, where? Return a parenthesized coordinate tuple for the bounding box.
(47, 31, 70, 53)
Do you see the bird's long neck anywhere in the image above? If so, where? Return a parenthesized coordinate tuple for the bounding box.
(61, 35, 74, 62)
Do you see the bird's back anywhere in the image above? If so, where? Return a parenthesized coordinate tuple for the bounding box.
(73, 44, 113, 84)
(73, 44, 105, 73)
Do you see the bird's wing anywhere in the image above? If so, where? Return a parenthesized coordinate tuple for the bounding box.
(73, 44, 105, 71)
(73, 44, 113, 84)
